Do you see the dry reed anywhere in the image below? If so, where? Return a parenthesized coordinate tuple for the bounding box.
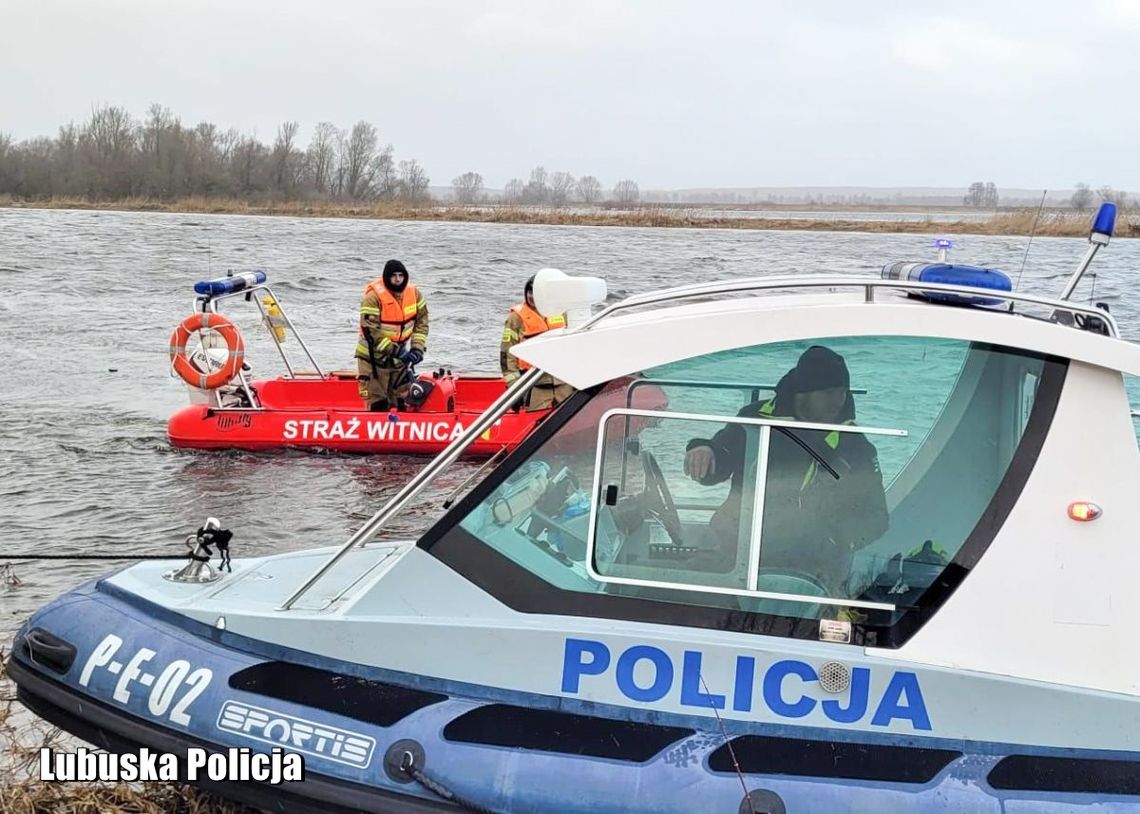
(4, 197, 1137, 238)
(0, 653, 252, 813)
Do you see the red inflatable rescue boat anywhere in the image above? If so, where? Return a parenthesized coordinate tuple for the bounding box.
(166, 272, 666, 456)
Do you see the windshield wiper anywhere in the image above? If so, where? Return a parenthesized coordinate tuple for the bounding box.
(773, 427, 840, 480)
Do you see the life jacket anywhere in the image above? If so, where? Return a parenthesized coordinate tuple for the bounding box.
(757, 398, 851, 491)
(510, 303, 566, 370)
(362, 279, 420, 344)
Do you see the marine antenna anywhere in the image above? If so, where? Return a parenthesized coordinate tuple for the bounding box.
(700, 672, 756, 814)
(1013, 189, 1048, 291)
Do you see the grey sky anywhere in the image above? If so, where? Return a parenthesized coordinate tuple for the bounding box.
(3, 0, 1139, 191)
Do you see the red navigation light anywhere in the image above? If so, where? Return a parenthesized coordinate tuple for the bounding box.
(1067, 502, 1102, 522)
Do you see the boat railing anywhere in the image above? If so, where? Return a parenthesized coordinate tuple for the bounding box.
(200, 283, 326, 381)
(278, 365, 546, 610)
(576, 275, 1120, 338)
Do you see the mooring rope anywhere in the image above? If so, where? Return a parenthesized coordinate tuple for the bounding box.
(400, 751, 499, 814)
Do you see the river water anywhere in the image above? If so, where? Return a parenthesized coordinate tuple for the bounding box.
(1, 207, 1137, 695)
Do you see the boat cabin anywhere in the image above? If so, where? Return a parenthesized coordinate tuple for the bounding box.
(420, 276, 1140, 694)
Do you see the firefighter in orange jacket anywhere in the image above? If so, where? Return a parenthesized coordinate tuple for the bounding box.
(355, 259, 429, 411)
(500, 275, 573, 410)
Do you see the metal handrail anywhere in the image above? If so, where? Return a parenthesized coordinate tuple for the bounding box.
(574, 275, 1120, 338)
(278, 366, 545, 610)
(202, 283, 325, 378)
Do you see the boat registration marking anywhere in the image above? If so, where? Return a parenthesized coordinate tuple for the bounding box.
(78, 634, 213, 728)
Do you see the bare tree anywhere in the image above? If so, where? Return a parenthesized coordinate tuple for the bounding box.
(576, 175, 601, 204)
(397, 159, 431, 203)
(1097, 186, 1129, 207)
(1070, 182, 1093, 211)
(0, 132, 13, 190)
(189, 121, 227, 195)
(372, 144, 397, 199)
(549, 171, 576, 205)
(231, 135, 267, 194)
(612, 178, 640, 204)
(984, 182, 998, 208)
(963, 181, 998, 208)
(52, 123, 83, 194)
(140, 103, 192, 198)
(451, 171, 484, 204)
(339, 121, 382, 200)
(524, 165, 549, 204)
(503, 178, 525, 203)
(82, 104, 136, 197)
(304, 122, 340, 195)
(270, 121, 301, 196)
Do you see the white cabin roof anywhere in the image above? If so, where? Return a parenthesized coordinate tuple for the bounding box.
(513, 286, 1140, 390)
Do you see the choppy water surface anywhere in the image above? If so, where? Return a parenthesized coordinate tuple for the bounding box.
(2, 207, 1138, 644)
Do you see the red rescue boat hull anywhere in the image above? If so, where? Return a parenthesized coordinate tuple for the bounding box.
(167, 373, 666, 457)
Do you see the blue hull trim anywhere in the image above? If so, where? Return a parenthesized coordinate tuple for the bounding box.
(11, 582, 1140, 813)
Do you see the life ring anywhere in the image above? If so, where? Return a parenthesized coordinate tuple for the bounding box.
(169, 312, 245, 390)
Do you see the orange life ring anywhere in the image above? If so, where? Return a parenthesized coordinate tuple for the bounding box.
(169, 312, 245, 390)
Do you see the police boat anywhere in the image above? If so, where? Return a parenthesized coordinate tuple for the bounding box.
(165, 272, 665, 456)
(12, 204, 1140, 812)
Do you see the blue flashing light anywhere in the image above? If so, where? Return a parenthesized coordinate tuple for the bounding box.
(193, 270, 267, 297)
(881, 261, 1010, 307)
(1092, 202, 1117, 237)
(933, 238, 954, 249)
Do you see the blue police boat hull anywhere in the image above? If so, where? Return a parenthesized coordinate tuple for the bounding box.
(11, 571, 1140, 814)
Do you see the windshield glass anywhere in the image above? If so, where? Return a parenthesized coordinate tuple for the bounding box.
(448, 335, 1065, 643)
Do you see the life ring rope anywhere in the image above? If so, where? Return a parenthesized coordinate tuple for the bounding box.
(169, 312, 245, 390)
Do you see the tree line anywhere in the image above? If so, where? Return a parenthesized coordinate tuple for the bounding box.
(0, 104, 431, 202)
(451, 167, 639, 206)
(965, 180, 1133, 210)
(1070, 182, 1130, 210)
(0, 104, 646, 208)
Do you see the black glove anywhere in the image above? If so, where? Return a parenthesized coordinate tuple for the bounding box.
(400, 348, 424, 365)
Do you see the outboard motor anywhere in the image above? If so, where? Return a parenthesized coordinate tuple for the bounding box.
(405, 375, 435, 410)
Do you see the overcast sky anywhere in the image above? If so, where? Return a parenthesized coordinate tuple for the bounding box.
(3, 0, 1139, 191)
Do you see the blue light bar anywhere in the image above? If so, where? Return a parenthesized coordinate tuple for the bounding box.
(194, 271, 267, 297)
(933, 238, 954, 249)
(1092, 202, 1116, 238)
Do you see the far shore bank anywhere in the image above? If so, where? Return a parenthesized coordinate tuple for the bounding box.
(2, 196, 1137, 239)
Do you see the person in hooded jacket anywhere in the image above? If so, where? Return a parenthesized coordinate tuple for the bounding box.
(354, 259, 429, 411)
(500, 275, 574, 410)
(683, 345, 888, 593)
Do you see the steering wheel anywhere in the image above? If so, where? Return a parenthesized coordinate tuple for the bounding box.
(754, 567, 832, 598)
(639, 450, 685, 545)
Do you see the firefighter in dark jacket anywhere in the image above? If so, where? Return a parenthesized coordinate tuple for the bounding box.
(684, 345, 888, 592)
(354, 259, 429, 411)
(500, 275, 573, 410)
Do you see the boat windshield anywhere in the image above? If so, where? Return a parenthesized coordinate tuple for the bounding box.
(434, 335, 1066, 646)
